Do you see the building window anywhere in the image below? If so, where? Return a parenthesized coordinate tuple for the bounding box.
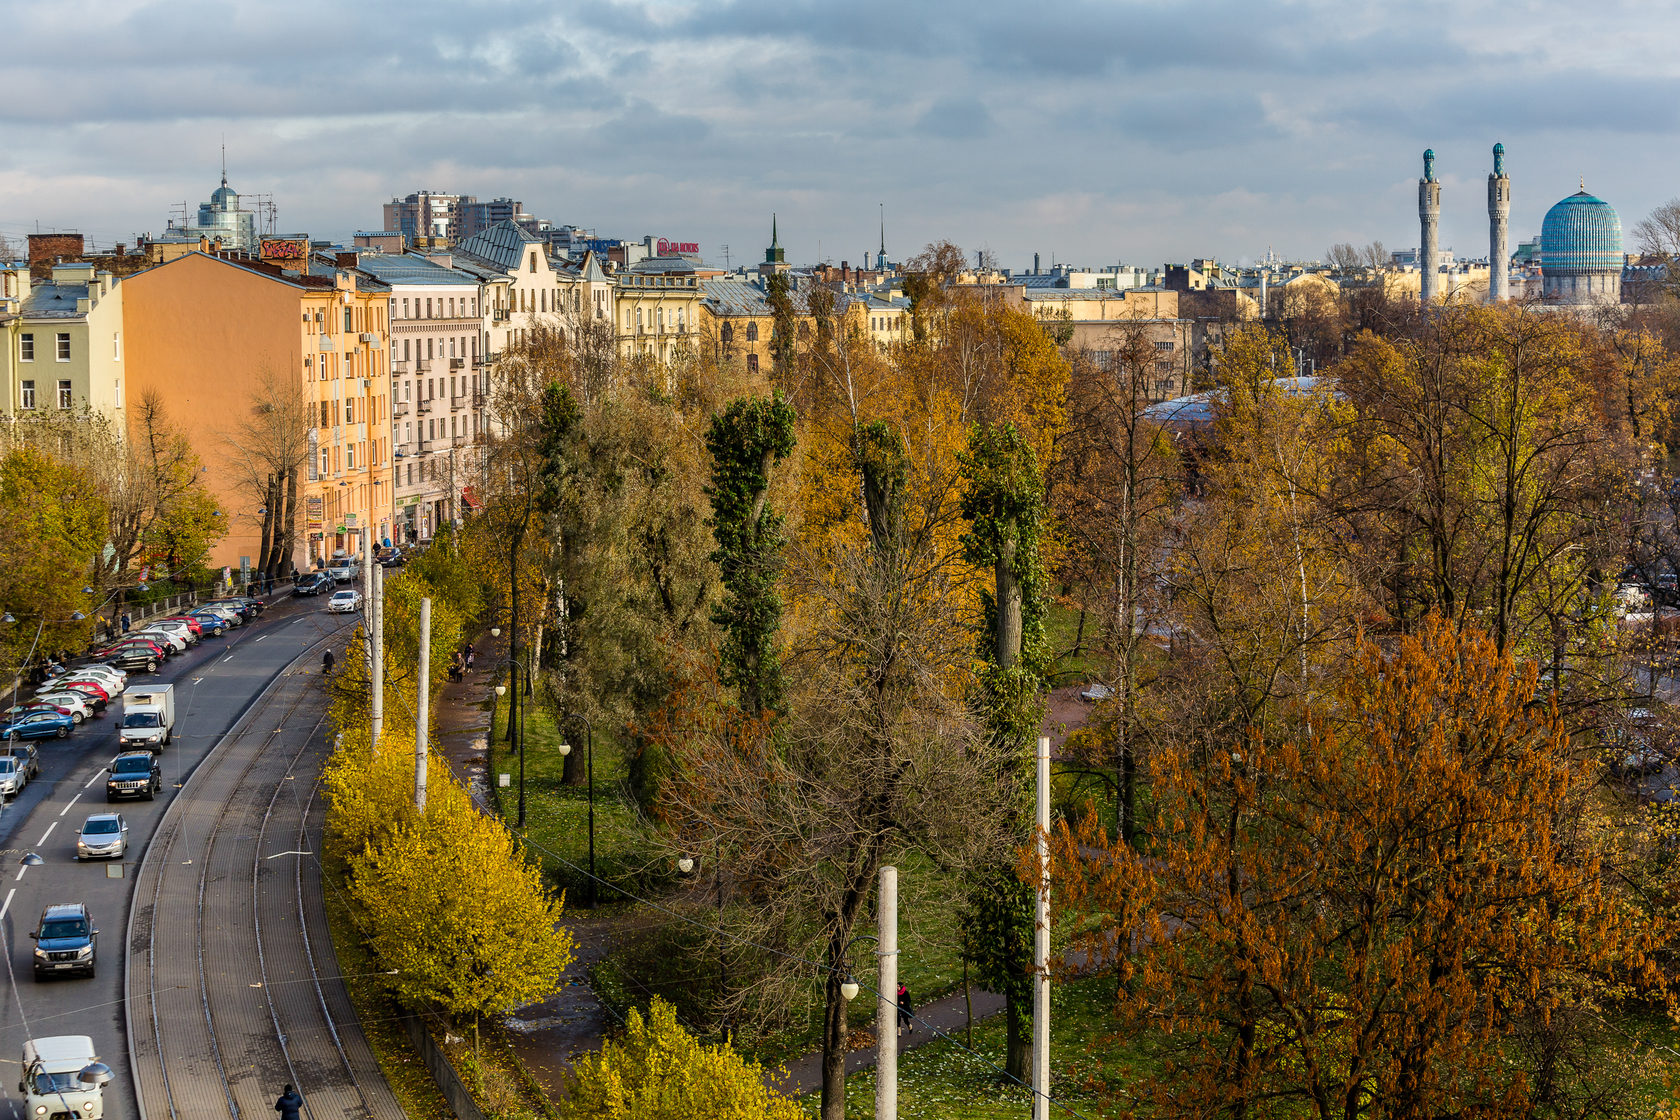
(344, 309, 353, 332)
(347, 444, 355, 470)
(56, 333, 70, 361)
(721, 323, 734, 344)
(18, 334, 32, 362)
(345, 398, 354, 424)
(113, 332, 121, 360)
(747, 354, 759, 374)
(20, 381, 34, 409)
(529, 251, 538, 273)
(746, 322, 759, 342)
(114, 378, 122, 408)
(57, 379, 72, 409)
(321, 448, 329, 477)
(402, 298, 409, 318)
(1155, 341, 1175, 352)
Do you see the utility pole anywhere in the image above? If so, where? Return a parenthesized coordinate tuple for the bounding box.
(369, 559, 384, 751)
(877, 864, 898, 1120)
(1032, 735, 1050, 1120)
(415, 596, 430, 813)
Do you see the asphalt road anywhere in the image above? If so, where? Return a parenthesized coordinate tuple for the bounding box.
(0, 593, 358, 1120)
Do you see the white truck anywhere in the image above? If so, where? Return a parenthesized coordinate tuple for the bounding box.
(118, 683, 175, 751)
(20, 1035, 108, 1119)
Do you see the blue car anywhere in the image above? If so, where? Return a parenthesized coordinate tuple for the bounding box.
(0, 710, 73, 740)
(184, 611, 228, 637)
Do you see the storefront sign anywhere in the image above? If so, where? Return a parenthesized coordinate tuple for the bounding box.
(305, 495, 324, 530)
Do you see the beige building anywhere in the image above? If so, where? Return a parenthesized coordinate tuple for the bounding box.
(0, 261, 127, 421)
(123, 250, 394, 571)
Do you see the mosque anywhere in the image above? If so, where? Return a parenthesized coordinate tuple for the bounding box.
(1417, 144, 1624, 308)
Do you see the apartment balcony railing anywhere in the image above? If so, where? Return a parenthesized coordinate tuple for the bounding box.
(449, 358, 465, 370)
(472, 390, 486, 409)
(417, 398, 434, 414)
(415, 359, 432, 372)
(391, 360, 410, 374)
(453, 435, 467, 448)
(393, 401, 410, 417)
(417, 439, 432, 453)
(450, 394, 466, 410)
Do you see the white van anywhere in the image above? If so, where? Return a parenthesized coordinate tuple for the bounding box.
(20, 1035, 107, 1119)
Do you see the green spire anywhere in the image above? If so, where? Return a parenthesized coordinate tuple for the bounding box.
(765, 213, 785, 265)
(772, 212, 779, 248)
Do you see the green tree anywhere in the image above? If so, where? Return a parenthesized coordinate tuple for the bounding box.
(0, 447, 107, 688)
(957, 420, 1050, 1083)
(765, 272, 798, 382)
(557, 998, 802, 1120)
(705, 391, 797, 717)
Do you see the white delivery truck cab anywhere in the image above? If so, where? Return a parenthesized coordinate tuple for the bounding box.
(118, 683, 175, 751)
(20, 1035, 106, 1119)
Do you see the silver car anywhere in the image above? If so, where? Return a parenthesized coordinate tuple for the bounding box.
(75, 814, 127, 861)
(0, 757, 27, 798)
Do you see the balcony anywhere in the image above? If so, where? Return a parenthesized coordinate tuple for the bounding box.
(391, 360, 410, 374)
(415, 359, 433, 372)
(417, 398, 433, 414)
(449, 358, 465, 370)
(417, 439, 432, 453)
(472, 390, 486, 409)
(393, 401, 409, 417)
(453, 435, 467, 448)
(318, 335, 336, 352)
(450, 394, 466, 410)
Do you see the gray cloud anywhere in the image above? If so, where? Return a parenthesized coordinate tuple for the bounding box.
(4, 0, 1680, 270)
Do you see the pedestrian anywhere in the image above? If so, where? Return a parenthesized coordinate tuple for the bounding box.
(120, 611, 131, 635)
(897, 981, 913, 1036)
(322, 650, 335, 676)
(465, 647, 475, 670)
(291, 567, 300, 585)
(274, 1084, 304, 1120)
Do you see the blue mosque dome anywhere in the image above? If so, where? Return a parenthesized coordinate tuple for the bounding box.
(1540, 189, 1622, 275)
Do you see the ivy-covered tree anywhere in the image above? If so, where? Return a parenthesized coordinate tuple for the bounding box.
(765, 273, 798, 382)
(956, 420, 1050, 1082)
(705, 391, 797, 716)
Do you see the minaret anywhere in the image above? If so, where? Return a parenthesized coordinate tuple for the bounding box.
(1419, 148, 1441, 305)
(1487, 142, 1510, 302)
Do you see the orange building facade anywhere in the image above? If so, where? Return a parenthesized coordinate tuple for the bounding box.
(122, 251, 395, 572)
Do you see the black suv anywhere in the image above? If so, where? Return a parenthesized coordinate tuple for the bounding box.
(105, 751, 162, 801)
(31, 903, 96, 979)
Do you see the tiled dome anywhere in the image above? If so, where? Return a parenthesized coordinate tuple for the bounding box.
(1541, 190, 1622, 275)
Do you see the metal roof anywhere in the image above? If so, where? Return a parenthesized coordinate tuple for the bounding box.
(20, 281, 97, 319)
(351, 252, 482, 287)
(454, 219, 544, 273)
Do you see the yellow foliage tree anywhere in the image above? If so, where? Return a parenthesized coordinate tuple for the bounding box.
(346, 785, 573, 1018)
(557, 997, 802, 1120)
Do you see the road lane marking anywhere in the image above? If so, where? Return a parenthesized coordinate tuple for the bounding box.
(254, 635, 265, 642)
(57, 793, 81, 817)
(15, 866, 26, 881)
(82, 772, 101, 790)
(0, 890, 14, 919)
(37, 822, 55, 845)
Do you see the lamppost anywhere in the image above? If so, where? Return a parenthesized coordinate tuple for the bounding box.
(679, 841, 728, 1034)
(488, 626, 527, 828)
(557, 710, 594, 908)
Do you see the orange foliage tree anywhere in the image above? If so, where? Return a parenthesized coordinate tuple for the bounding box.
(1051, 617, 1674, 1120)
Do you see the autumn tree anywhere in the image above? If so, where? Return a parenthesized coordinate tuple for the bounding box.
(765, 272, 798, 383)
(557, 998, 802, 1120)
(1052, 618, 1674, 1120)
(957, 420, 1051, 1083)
(902, 239, 965, 343)
(705, 391, 797, 717)
(0, 447, 106, 692)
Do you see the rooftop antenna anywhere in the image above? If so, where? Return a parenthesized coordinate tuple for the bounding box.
(721, 244, 730, 268)
(220, 137, 227, 187)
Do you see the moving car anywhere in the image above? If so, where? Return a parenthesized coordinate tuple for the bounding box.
(105, 752, 161, 801)
(30, 904, 98, 979)
(118, 685, 174, 751)
(19, 1036, 107, 1118)
(0, 709, 73, 740)
(327, 589, 363, 613)
(326, 557, 359, 583)
(292, 572, 334, 596)
(0, 755, 29, 797)
(75, 814, 127, 861)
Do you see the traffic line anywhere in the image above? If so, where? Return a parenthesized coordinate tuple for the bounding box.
(254, 635, 266, 642)
(57, 792, 81, 817)
(0, 889, 14, 920)
(82, 771, 102, 790)
(37, 822, 55, 845)
(15, 865, 26, 881)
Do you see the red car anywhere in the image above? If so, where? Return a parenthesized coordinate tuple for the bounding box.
(55, 681, 109, 711)
(161, 614, 204, 637)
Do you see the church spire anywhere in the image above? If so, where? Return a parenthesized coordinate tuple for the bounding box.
(764, 213, 785, 266)
(221, 139, 227, 188)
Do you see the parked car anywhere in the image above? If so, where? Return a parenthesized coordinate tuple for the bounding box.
(292, 572, 334, 597)
(4, 741, 41, 782)
(54, 681, 108, 711)
(204, 598, 257, 621)
(142, 619, 197, 647)
(375, 547, 406, 568)
(6, 702, 74, 721)
(131, 628, 187, 655)
(75, 813, 127, 861)
(97, 636, 170, 660)
(326, 558, 359, 584)
(61, 668, 123, 695)
(105, 752, 161, 802)
(30, 903, 97, 979)
(0, 710, 73, 741)
(0, 755, 30, 797)
(179, 612, 226, 637)
(160, 614, 203, 638)
(327, 589, 363, 614)
(27, 692, 92, 723)
(189, 605, 239, 630)
(92, 646, 161, 674)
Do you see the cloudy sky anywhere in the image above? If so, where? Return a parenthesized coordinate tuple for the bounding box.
(2, 0, 1672, 271)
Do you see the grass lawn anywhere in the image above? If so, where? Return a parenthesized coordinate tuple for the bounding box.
(484, 698, 659, 905)
(804, 975, 1149, 1119)
(1045, 599, 1102, 687)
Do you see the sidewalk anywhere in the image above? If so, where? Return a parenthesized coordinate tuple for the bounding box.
(430, 631, 625, 1090)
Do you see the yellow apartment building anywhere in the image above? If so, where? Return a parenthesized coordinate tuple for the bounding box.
(122, 250, 394, 572)
(0, 261, 127, 421)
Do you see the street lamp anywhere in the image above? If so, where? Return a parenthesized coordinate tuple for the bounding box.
(558, 710, 595, 908)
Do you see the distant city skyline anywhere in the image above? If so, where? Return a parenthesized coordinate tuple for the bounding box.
(2, 0, 1673, 270)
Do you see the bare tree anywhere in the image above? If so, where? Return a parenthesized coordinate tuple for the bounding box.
(221, 367, 312, 578)
(1326, 242, 1361, 274)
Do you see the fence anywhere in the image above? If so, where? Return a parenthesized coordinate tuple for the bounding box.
(398, 1012, 491, 1120)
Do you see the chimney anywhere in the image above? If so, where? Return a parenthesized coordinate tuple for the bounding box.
(1034, 252, 1040, 274)
(114, 243, 125, 258)
(336, 251, 359, 268)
